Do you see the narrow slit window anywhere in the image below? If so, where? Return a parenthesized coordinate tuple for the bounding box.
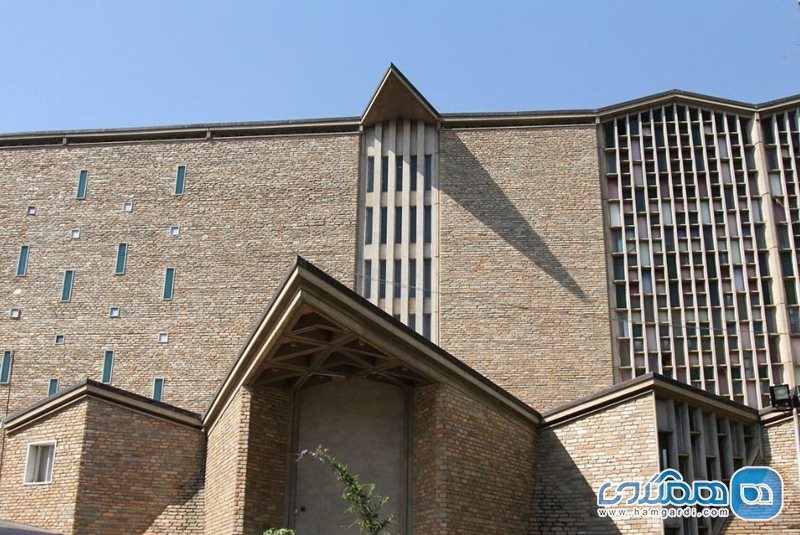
(17, 245, 29, 276)
(363, 260, 372, 298)
(394, 259, 401, 298)
(394, 207, 402, 244)
(153, 378, 164, 402)
(61, 270, 74, 302)
(409, 207, 417, 244)
(424, 155, 432, 191)
(379, 260, 386, 299)
(423, 313, 432, 339)
(102, 350, 114, 384)
(410, 155, 418, 191)
(115, 243, 127, 275)
(0, 351, 12, 383)
(395, 155, 403, 191)
(409, 262, 416, 298)
(380, 207, 388, 244)
(409, 314, 416, 330)
(76, 170, 88, 199)
(367, 156, 375, 193)
(24, 442, 55, 484)
(163, 268, 175, 300)
(364, 208, 373, 245)
(175, 165, 186, 195)
(424, 206, 432, 243)
(423, 259, 432, 298)
(381, 156, 389, 192)
(48, 378, 58, 396)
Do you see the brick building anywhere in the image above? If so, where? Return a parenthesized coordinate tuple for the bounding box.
(0, 66, 798, 533)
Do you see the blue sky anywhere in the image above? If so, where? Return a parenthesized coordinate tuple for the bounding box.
(2, 1, 799, 133)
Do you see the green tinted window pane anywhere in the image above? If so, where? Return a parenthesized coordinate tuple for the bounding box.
(102, 351, 114, 384)
(61, 270, 74, 302)
(77, 170, 88, 199)
(115, 243, 127, 274)
(163, 268, 175, 300)
(175, 166, 186, 195)
(0, 351, 11, 383)
(17, 246, 29, 276)
(48, 378, 58, 396)
(153, 378, 164, 402)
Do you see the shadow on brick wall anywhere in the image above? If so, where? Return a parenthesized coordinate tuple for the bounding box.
(531, 428, 621, 534)
(439, 135, 588, 302)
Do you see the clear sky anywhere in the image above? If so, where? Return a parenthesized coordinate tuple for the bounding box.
(2, 1, 800, 133)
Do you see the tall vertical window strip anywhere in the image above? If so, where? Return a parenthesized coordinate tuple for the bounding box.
(424, 206, 432, 243)
(364, 208, 373, 245)
(115, 243, 127, 275)
(48, 378, 58, 396)
(395, 155, 403, 191)
(409, 207, 417, 243)
(380, 207, 388, 244)
(423, 259, 432, 299)
(153, 378, 164, 402)
(363, 260, 372, 298)
(102, 351, 114, 384)
(0, 351, 12, 383)
(394, 260, 401, 299)
(410, 155, 418, 191)
(76, 170, 88, 199)
(163, 268, 175, 300)
(17, 246, 29, 276)
(367, 157, 375, 192)
(175, 165, 186, 195)
(424, 155, 432, 191)
(378, 261, 386, 299)
(381, 157, 389, 192)
(409, 262, 416, 298)
(394, 207, 403, 244)
(61, 270, 74, 302)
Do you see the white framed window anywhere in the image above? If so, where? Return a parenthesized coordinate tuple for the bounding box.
(158, 332, 169, 343)
(170, 226, 180, 237)
(71, 228, 81, 239)
(122, 201, 133, 212)
(109, 306, 120, 318)
(24, 441, 56, 484)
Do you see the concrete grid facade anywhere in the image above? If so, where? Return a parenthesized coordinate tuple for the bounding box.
(0, 66, 798, 534)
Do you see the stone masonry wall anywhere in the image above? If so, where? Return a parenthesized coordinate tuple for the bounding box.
(438, 126, 613, 411)
(73, 397, 205, 534)
(532, 393, 661, 534)
(205, 387, 248, 535)
(0, 400, 87, 534)
(242, 385, 291, 535)
(0, 133, 359, 417)
(722, 415, 800, 533)
(412, 383, 537, 534)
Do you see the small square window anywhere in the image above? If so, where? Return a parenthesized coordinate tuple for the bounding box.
(71, 229, 81, 239)
(54, 335, 65, 345)
(24, 442, 56, 484)
(158, 332, 169, 343)
(170, 226, 180, 237)
(109, 306, 120, 318)
(9, 309, 21, 320)
(123, 202, 133, 212)
(26, 206, 36, 215)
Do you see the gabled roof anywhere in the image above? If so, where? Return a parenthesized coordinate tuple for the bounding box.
(3, 379, 202, 433)
(542, 372, 759, 428)
(361, 64, 440, 125)
(204, 257, 541, 429)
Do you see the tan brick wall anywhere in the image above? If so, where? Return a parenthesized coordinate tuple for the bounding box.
(205, 387, 248, 535)
(722, 416, 800, 533)
(242, 385, 290, 535)
(0, 133, 359, 416)
(0, 401, 86, 534)
(533, 393, 662, 534)
(412, 383, 537, 534)
(73, 397, 205, 534)
(438, 126, 613, 411)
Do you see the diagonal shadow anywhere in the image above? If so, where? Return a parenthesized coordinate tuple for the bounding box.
(439, 135, 589, 301)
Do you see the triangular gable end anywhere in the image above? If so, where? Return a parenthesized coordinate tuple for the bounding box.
(361, 64, 439, 125)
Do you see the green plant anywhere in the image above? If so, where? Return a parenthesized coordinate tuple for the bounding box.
(263, 529, 295, 535)
(298, 446, 394, 535)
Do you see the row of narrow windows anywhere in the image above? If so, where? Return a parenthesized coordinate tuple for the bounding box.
(0, 350, 165, 402)
(364, 206, 432, 245)
(73, 166, 186, 199)
(14, 246, 176, 301)
(366, 155, 432, 193)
